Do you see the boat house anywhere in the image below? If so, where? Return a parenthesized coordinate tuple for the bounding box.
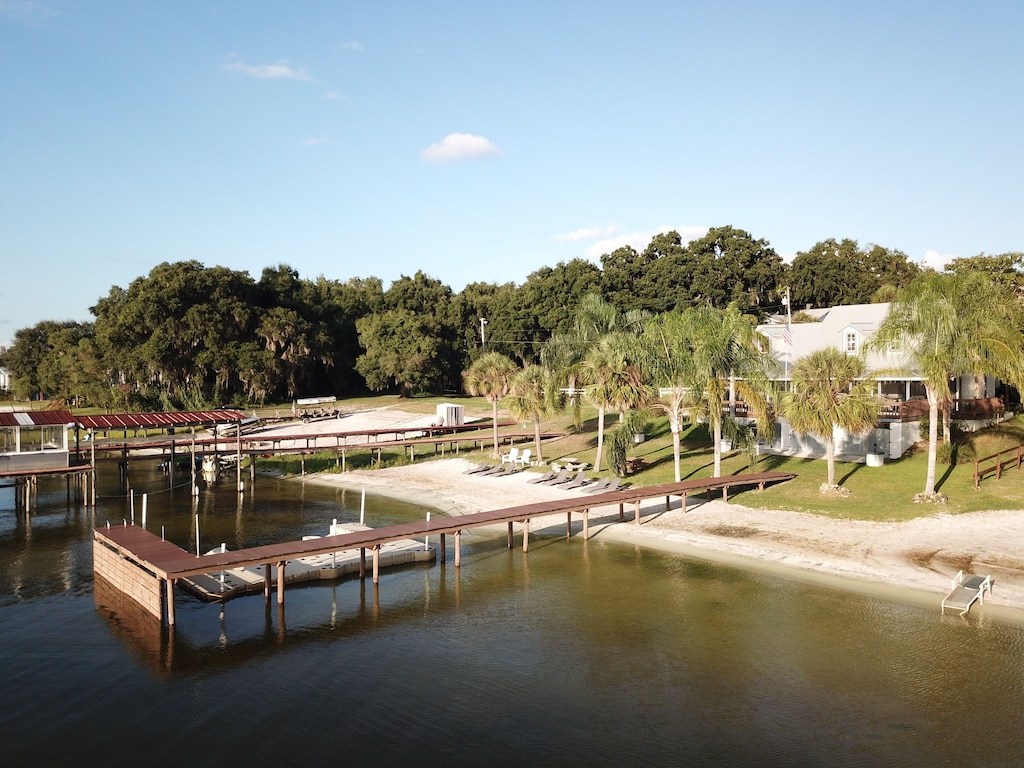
(0, 409, 74, 473)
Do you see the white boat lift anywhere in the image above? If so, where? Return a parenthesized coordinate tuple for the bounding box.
(941, 571, 992, 616)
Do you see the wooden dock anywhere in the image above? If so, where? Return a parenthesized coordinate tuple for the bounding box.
(94, 470, 795, 628)
(941, 571, 992, 616)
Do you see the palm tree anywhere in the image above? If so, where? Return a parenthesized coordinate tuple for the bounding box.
(462, 352, 519, 457)
(542, 293, 648, 431)
(684, 305, 779, 478)
(780, 349, 879, 490)
(868, 271, 1024, 500)
(581, 333, 652, 472)
(504, 364, 563, 465)
(640, 312, 694, 482)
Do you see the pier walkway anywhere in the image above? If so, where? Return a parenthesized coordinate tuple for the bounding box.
(94, 470, 795, 628)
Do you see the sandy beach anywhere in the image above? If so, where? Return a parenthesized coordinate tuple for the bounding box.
(274, 406, 1024, 622)
(294, 457, 1024, 621)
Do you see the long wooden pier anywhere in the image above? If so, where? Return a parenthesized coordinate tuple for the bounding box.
(94, 470, 795, 628)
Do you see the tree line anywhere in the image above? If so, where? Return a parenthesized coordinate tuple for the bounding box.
(2, 224, 1020, 414)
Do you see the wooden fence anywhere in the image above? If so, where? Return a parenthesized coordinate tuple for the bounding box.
(973, 443, 1024, 490)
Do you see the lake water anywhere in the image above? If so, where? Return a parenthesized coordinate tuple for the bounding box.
(2, 462, 1022, 767)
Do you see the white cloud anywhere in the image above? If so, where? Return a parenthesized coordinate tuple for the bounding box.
(555, 224, 618, 243)
(0, 0, 59, 23)
(421, 133, 501, 163)
(339, 41, 364, 51)
(224, 57, 310, 80)
(919, 249, 956, 271)
(583, 225, 708, 260)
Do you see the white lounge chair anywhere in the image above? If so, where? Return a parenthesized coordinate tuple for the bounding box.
(500, 447, 520, 465)
(514, 448, 532, 468)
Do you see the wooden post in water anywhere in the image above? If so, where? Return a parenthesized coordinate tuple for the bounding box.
(264, 564, 271, 602)
(582, 509, 589, 540)
(276, 561, 286, 604)
(166, 578, 176, 626)
(359, 547, 366, 578)
(454, 530, 462, 567)
(507, 521, 513, 549)
(522, 518, 530, 552)
(439, 533, 446, 563)
(372, 545, 381, 584)
(236, 428, 243, 492)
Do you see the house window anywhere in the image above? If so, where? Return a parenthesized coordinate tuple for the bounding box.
(845, 331, 858, 353)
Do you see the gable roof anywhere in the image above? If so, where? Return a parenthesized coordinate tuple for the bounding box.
(758, 302, 918, 379)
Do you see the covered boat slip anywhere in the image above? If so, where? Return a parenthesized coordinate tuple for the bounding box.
(941, 571, 993, 616)
(94, 471, 795, 627)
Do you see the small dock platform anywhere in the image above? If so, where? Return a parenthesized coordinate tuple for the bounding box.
(941, 571, 992, 616)
(181, 523, 433, 601)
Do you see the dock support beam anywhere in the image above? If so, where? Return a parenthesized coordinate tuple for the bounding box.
(454, 530, 462, 567)
(166, 578, 176, 626)
(277, 561, 286, 605)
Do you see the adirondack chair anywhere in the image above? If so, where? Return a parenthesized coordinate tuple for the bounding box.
(514, 448, 532, 468)
(500, 447, 520, 465)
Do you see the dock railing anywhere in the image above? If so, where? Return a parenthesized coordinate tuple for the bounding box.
(973, 443, 1024, 489)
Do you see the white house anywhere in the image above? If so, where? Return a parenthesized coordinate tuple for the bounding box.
(753, 302, 1008, 461)
(0, 366, 12, 393)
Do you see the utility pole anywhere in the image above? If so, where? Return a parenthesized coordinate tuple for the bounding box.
(479, 317, 488, 350)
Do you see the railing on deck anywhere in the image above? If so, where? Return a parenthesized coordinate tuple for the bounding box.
(973, 442, 1024, 490)
(878, 399, 930, 421)
(953, 397, 1005, 419)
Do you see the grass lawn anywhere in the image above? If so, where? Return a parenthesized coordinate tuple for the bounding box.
(266, 394, 1024, 524)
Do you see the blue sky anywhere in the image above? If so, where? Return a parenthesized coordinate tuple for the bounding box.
(2, 1, 1023, 347)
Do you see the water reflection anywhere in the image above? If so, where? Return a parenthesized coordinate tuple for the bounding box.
(3, 465, 1024, 766)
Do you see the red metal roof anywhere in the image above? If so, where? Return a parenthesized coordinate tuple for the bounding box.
(0, 410, 76, 427)
(76, 410, 248, 430)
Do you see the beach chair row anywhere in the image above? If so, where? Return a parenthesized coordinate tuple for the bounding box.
(463, 461, 624, 492)
(527, 468, 625, 493)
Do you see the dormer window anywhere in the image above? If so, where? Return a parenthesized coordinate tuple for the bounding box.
(845, 331, 858, 353)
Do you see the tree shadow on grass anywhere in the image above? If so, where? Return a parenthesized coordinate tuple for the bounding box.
(839, 462, 866, 486)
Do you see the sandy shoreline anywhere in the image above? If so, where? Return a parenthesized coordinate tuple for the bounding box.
(293, 456, 1024, 624)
